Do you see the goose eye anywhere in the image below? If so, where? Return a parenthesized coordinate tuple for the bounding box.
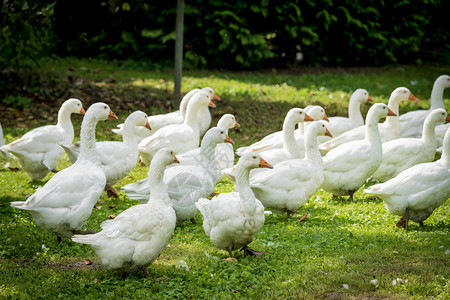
(220, 131, 224, 134)
(104, 106, 107, 109)
(252, 156, 257, 159)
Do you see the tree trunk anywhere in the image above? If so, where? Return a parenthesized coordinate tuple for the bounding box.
(173, 0, 184, 106)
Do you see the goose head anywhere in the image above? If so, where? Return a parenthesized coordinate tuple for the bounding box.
(126, 110, 151, 131)
(389, 87, 418, 106)
(85, 102, 118, 122)
(238, 153, 273, 170)
(286, 108, 314, 125)
(202, 127, 234, 146)
(368, 103, 397, 122)
(306, 121, 333, 138)
(217, 114, 240, 130)
(152, 148, 180, 166)
(428, 108, 450, 124)
(306, 105, 329, 122)
(434, 75, 450, 89)
(62, 98, 86, 115)
(352, 89, 374, 104)
(201, 87, 221, 101)
(189, 91, 216, 109)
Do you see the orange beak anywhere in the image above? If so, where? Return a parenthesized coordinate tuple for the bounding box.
(145, 121, 151, 131)
(208, 99, 216, 108)
(173, 155, 180, 164)
(259, 157, 273, 169)
(234, 120, 240, 128)
(387, 108, 397, 117)
(225, 135, 234, 144)
(445, 115, 450, 123)
(408, 92, 419, 102)
(325, 128, 333, 137)
(108, 110, 118, 120)
(323, 113, 329, 122)
(304, 113, 314, 122)
(367, 95, 374, 102)
(213, 93, 221, 101)
(80, 107, 86, 115)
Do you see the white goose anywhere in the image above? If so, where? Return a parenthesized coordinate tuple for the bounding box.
(196, 153, 272, 258)
(10, 103, 118, 241)
(113, 87, 220, 141)
(250, 121, 332, 219)
(60, 111, 151, 198)
(138, 91, 216, 165)
(319, 87, 418, 154)
(322, 88, 373, 138)
(258, 108, 314, 165)
(235, 106, 326, 156)
(174, 114, 240, 182)
(72, 148, 179, 278)
(365, 126, 450, 230)
(399, 75, 450, 138)
(1, 98, 85, 180)
(321, 103, 396, 200)
(123, 127, 234, 224)
(371, 108, 450, 182)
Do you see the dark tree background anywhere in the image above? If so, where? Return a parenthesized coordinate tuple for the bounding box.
(1, 0, 449, 71)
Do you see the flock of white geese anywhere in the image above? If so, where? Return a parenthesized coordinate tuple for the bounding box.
(1, 75, 449, 277)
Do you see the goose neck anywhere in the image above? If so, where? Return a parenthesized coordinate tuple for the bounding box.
(148, 161, 170, 202)
(283, 117, 300, 157)
(184, 101, 201, 127)
(122, 120, 140, 146)
(364, 113, 382, 145)
(430, 82, 446, 109)
(348, 97, 364, 125)
(56, 106, 75, 132)
(421, 116, 437, 146)
(78, 114, 100, 162)
(304, 132, 322, 163)
(198, 140, 219, 173)
(442, 129, 450, 165)
(235, 166, 257, 213)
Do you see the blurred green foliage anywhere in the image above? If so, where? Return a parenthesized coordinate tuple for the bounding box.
(1, 0, 449, 71)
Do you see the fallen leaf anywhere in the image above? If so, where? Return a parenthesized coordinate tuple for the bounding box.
(230, 289, 238, 293)
(108, 215, 116, 219)
(108, 205, 115, 209)
(94, 206, 102, 210)
(93, 278, 99, 283)
(407, 239, 414, 243)
(298, 212, 308, 222)
(84, 259, 92, 265)
(222, 257, 238, 263)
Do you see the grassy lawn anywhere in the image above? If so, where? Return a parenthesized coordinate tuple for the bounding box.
(0, 58, 449, 299)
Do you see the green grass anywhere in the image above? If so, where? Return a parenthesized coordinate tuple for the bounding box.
(0, 58, 449, 299)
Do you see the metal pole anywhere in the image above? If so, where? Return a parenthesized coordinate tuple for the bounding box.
(174, 0, 184, 105)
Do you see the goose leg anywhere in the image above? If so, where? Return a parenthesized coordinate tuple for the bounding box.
(242, 245, 265, 257)
(349, 191, 355, 201)
(105, 184, 119, 198)
(143, 267, 150, 278)
(286, 210, 298, 220)
(227, 248, 233, 258)
(396, 208, 410, 230)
